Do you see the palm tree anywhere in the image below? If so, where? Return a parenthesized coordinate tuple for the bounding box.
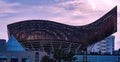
(41, 45, 78, 62)
(41, 55, 50, 62)
(64, 51, 77, 62)
(68, 51, 74, 62)
(53, 48, 63, 62)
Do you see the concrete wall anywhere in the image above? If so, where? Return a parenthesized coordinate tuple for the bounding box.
(0, 51, 47, 62)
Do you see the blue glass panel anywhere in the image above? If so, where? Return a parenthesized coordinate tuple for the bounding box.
(6, 35, 25, 51)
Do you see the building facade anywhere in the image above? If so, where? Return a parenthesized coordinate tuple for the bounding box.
(87, 36, 115, 54)
(0, 36, 119, 62)
(0, 36, 46, 62)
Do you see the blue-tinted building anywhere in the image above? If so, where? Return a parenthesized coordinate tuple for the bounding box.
(0, 35, 46, 62)
(6, 35, 25, 52)
(0, 39, 6, 52)
(87, 36, 115, 54)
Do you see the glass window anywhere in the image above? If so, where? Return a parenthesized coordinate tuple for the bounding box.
(0, 58, 7, 62)
(11, 58, 18, 62)
(22, 58, 27, 62)
(35, 52, 39, 62)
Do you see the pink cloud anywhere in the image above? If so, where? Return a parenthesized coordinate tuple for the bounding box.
(0, 0, 120, 50)
(0, 0, 20, 14)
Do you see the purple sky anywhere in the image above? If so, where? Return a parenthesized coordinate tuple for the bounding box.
(0, 0, 120, 50)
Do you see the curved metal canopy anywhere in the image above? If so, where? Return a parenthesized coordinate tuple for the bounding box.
(7, 6, 117, 48)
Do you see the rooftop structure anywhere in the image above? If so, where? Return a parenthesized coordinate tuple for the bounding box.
(6, 35, 25, 51)
(7, 6, 117, 52)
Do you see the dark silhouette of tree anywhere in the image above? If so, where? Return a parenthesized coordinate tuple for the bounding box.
(54, 49, 76, 62)
(62, 51, 77, 62)
(53, 48, 64, 62)
(67, 51, 74, 62)
(41, 55, 54, 62)
(41, 48, 76, 62)
(41, 55, 50, 62)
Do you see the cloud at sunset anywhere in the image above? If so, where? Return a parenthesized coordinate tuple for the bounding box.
(0, 0, 120, 49)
